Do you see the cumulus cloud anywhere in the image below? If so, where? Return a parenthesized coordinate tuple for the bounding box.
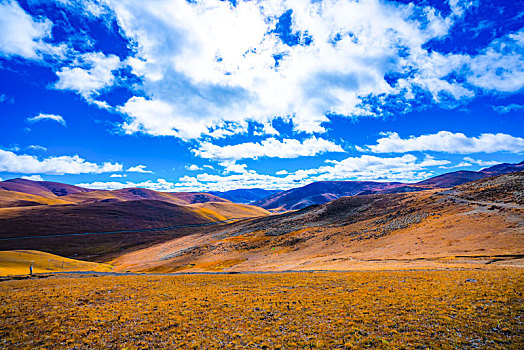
(462, 157, 500, 167)
(185, 164, 202, 171)
(78, 178, 176, 191)
(219, 160, 248, 174)
(4, 1, 523, 142)
(0, 0, 63, 59)
(54, 52, 122, 100)
(79, 154, 447, 192)
(97, 0, 524, 141)
(363, 131, 524, 154)
(93, 0, 488, 139)
(21, 174, 44, 181)
(176, 154, 441, 191)
(465, 30, 524, 92)
(27, 113, 66, 126)
(0, 149, 122, 175)
(194, 137, 344, 160)
(127, 165, 153, 173)
(110, 173, 127, 178)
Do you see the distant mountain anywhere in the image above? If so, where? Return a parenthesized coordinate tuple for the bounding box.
(255, 161, 524, 211)
(0, 179, 229, 207)
(415, 171, 487, 188)
(208, 188, 282, 203)
(416, 161, 524, 188)
(479, 161, 524, 176)
(61, 187, 228, 205)
(254, 181, 405, 211)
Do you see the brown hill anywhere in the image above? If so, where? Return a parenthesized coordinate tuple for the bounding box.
(0, 180, 269, 260)
(0, 178, 92, 198)
(0, 199, 214, 239)
(0, 189, 73, 208)
(113, 172, 524, 272)
(61, 188, 227, 205)
(0, 199, 230, 260)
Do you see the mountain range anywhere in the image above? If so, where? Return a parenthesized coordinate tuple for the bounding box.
(254, 161, 524, 211)
(0, 161, 522, 263)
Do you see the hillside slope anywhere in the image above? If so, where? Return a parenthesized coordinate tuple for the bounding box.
(113, 172, 524, 272)
(0, 200, 215, 238)
(0, 178, 92, 198)
(254, 180, 406, 210)
(0, 189, 73, 208)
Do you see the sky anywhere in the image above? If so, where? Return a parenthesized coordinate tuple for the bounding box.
(0, 0, 523, 192)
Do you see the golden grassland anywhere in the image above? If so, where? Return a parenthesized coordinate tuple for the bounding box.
(0, 269, 522, 349)
(0, 250, 112, 276)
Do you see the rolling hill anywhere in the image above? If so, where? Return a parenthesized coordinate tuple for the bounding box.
(0, 199, 216, 238)
(61, 187, 227, 205)
(0, 189, 72, 208)
(112, 171, 524, 272)
(0, 179, 270, 260)
(0, 178, 92, 198)
(254, 180, 408, 211)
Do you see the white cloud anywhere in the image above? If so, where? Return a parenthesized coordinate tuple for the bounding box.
(127, 165, 153, 173)
(465, 30, 524, 92)
(0, 0, 63, 59)
(219, 160, 248, 174)
(186, 164, 202, 171)
(419, 155, 451, 167)
(79, 154, 444, 192)
(5, 0, 522, 143)
(27, 145, 47, 151)
(177, 154, 438, 191)
(21, 175, 44, 181)
(364, 131, 524, 154)
(110, 173, 127, 178)
(194, 136, 344, 160)
(27, 113, 66, 126)
(78, 178, 176, 191)
(462, 157, 500, 167)
(54, 52, 122, 100)
(440, 161, 472, 169)
(104, 0, 501, 139)
(0, 149, 122, 175)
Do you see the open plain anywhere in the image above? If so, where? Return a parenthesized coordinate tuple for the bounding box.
(1, 269, 523, 349)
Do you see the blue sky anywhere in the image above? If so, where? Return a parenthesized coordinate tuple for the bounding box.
(0, 0, 523, 191)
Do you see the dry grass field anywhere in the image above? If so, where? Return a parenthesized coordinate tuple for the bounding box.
(1, 269, 522, 349)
